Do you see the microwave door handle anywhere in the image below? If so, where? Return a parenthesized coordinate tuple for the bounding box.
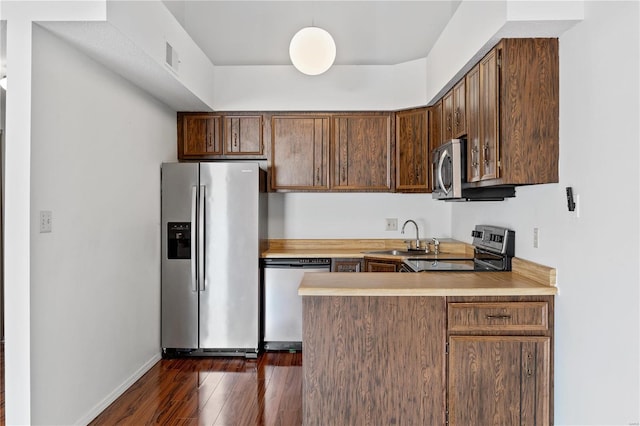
(438, 150, 449, 195)
(198, 185, 206, 292)
(190, 185, 198, 292)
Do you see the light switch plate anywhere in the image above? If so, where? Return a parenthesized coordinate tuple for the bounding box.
(40, 210, 52, 233)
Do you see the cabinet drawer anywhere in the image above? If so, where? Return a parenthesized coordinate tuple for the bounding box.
(448, 302, 548, 332)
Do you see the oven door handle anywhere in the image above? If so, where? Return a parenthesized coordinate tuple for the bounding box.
(438, 150, 449, 195)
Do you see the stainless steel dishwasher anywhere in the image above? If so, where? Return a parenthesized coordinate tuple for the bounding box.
(262, 258, 331, 351)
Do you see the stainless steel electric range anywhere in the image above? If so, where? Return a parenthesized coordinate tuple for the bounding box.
(401, 225, 515, 272)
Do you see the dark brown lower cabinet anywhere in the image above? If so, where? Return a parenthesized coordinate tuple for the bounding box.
(301, 294, 553, 425)
(302, 296, 446, 426)
(364, 258, 400, 272)
(447, 296, 554, 426)
(448, 336, 551, 426)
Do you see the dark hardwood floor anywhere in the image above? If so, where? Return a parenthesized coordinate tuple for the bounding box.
(90, 352, 302, 426)
(1, 342, 4, 426)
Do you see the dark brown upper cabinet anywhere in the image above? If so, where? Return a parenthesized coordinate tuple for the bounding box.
(429, 101, 443, 152)
(453, 78, 466, 138)
(223, 115, 263, 156)
(270, 115, 330, 191)
(178, 113, 222, 158)
(442, 91, 454, 142)
(468, 38, 559, 186)
(479, 47, 500, 181)
(177, 38, 558, 193)
(332, 114, 393, 192)
(178, 112, 264, 160)
(395, 108, 429, 193)
(466, 64, 481, 182)
(442, 78, 466, 143)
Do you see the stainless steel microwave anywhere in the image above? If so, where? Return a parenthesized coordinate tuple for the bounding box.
(432, 139, 465, 200)
(431, 138, 516, 201)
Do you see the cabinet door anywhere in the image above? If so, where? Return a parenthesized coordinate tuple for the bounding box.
(429, 101, 443, 151)
(442, 91, 454, 142)
(364, 259, 398, 272)
(448, 336, 551, 426)
(466, 65, 481, 182)
(271, 116, 329, 190)
(224, 115, 263, 155)
(453, 79, 466, 137)
(181, 115, 222, 157)
(332, 115, 392, 191)
(396, 109, 429, 192)
(479, 48, 500, 180)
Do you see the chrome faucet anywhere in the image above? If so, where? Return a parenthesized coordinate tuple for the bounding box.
(401, 219, 421, 250)
(432, 237, 440, 255)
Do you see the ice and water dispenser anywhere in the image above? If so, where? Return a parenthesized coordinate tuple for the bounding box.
(167, 222, 191, 259)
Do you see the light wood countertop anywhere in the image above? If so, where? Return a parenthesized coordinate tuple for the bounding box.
(261, 238, 472, 259)
(298, 271, 557, 297)
(264, 238, 557, 296)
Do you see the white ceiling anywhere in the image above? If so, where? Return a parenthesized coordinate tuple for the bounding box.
(162, 1, 461, 66)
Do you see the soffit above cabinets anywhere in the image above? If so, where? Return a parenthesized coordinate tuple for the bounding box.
(162, 0, 461, 67)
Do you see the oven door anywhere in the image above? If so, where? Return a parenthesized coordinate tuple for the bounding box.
(432, 139, 464, 199)
(473, 248, 511, 271)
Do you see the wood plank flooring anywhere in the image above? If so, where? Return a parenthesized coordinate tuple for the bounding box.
(0, 342, 4, 426)
(90, 352, 302, 426)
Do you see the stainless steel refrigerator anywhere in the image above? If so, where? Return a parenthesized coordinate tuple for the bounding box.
(161, 162, 266, 358)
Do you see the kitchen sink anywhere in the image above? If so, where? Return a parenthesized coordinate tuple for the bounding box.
(363, 249, 428, 256)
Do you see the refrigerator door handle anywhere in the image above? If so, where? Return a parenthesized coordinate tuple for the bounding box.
(198, 185, 206, 291)
(190, 185, 198, 292)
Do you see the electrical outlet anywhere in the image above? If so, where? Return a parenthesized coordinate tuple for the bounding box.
(40, 210, 52, 233)
(533, 227, 539, 248)
(385, 218, 398, 231)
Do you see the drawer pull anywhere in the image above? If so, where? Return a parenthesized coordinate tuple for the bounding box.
(486, 314, 512, 320)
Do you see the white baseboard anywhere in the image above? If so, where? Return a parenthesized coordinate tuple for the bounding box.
(76, 352, 162, 425)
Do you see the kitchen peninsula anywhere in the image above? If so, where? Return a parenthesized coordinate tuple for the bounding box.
(299, 264, 556, 425)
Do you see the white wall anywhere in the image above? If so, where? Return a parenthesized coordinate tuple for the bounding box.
(425, 0, 583, 103)
(30, 25, 176, 424)
(268, 193, 450, 239)
(107, 0, 216, 108)
(216, 56, 444, 240)
(212, 58, 427, 111)
(451, 2, 639, 424)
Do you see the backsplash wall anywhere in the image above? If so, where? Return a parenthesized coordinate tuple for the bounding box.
(267, 192, 451, 239)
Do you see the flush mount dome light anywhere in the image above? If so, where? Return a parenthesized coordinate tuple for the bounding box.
(289, 27, 336, 76)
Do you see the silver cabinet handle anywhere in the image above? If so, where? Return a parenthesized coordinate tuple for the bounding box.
(190, 186, 198, 292)
(198, 185, 206, 291)
(486, 314, 512, 320)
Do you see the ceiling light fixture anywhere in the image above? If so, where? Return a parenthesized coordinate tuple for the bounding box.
(0, 77, 6, 91)
(289, 27, 336, 76)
